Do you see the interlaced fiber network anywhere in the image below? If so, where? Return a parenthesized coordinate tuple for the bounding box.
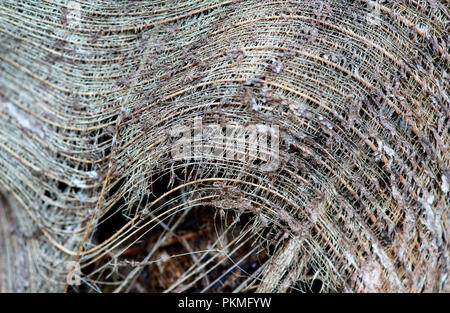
(0, 0, 448, 292)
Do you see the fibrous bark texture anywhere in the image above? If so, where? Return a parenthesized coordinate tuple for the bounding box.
(0, 0, 448, 292)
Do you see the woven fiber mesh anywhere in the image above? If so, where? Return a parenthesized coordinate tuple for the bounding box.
(0, 0, 449, 293)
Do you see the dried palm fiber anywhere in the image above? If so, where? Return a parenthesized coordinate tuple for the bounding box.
(0, 0, 449, 293)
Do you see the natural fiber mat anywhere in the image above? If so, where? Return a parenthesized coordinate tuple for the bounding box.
(0, 0, 448, 292)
